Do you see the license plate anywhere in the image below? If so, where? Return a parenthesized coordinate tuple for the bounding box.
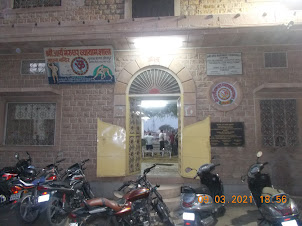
(69, 223, 78, 226)
(10, 193, 21, 201)
(183, 212, 195, 221)
(38, 194, 50, 203)
(282, 220, 298, 226)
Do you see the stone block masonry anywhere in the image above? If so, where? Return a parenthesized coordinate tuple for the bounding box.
(0, 0, 287, 25)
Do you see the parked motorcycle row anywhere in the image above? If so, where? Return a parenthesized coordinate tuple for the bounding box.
(0, 151, 301, 226)
(0, 153, 174, 226)
(0, 152, 94, 226)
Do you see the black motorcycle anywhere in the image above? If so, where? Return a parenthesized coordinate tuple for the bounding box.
(242, 151, 301, 226)
(40, 158, 94, 226)
(0, 152, 33, 205)
(181, 163, 225, 226)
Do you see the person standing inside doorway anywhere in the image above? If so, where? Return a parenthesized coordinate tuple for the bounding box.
(159, 130, 165, 150)
(143, 132, 154, 151)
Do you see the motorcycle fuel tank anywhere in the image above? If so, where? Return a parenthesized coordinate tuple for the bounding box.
(123, 188, 150, 202)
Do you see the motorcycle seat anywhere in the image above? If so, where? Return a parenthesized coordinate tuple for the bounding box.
(86, 197, 122, 211)
(181, 185, 210, 195)
(262, 187, 285, 197)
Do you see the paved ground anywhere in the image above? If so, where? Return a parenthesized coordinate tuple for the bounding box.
(0, 202, 300, 226)
(0, 203, 259, 226)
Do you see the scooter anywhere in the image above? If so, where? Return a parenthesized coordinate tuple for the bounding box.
(242, 151, 301, 226)
(181, 162, 225, 226)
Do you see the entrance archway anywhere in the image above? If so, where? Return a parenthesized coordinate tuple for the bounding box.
(112, 57, 198, 176)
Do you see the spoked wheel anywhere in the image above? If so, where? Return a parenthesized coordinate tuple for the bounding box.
(45, 195, 68, 226)
(16, 194, 40, 224)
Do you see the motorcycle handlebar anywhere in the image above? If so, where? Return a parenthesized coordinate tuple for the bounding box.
(214, 163, 220, 167)
(118, 164, 157, 191)
(263, 162, 268, 166)
(82, 159, 90, 164)
(143, 164, 156, 175)
(56, 158, 66, 164)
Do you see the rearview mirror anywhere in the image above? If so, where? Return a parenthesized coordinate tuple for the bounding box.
(185, 167, 193, 173)
(14, 153, 19, 160)
(256, 151, 263, 158)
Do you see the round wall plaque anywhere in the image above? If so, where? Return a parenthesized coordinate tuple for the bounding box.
(208, 78, 243, 111)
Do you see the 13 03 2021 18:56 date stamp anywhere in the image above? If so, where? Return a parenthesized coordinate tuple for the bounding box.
(197, 195, 288, 204)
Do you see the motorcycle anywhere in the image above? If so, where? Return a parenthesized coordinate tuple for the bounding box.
(181, 162, 225, 226)
(40, 158, 94, 226)
(0, 152, 33, 205)
(69, 163, 175, 226)
(242, 151, 301, 226)
(13, 156, 66, 224)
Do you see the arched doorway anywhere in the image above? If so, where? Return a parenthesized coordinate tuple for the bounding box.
(126, 67, 183, 176)
(98, 57, 209, 178)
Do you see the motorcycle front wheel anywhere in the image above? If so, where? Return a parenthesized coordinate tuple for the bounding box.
(154, 200, 175, 226)
(16, 194, 40, 224)
(45, 195, 68, 226)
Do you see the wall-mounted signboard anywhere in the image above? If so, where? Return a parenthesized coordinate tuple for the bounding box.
(210, 122, 245, 147)
(207, 53, 242, 76)
(44, 46, 115, 84)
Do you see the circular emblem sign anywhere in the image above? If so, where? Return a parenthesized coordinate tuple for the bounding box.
(71, 57, 89, 75)
(212, 82, 237, 106)
(208, 78, 243, 111)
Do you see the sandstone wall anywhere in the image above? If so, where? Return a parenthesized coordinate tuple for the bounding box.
(0, 0, 291, 25)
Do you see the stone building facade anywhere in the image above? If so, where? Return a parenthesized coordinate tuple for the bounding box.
(0, 0, 302, 196)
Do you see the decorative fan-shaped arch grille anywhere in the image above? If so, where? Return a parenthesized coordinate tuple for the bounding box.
(129, 69, 180, 95)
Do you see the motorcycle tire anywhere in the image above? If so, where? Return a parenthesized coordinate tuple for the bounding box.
(155, 200, 175, 226)
(15, 194, 40, 224)
(44, 195, 69, 226)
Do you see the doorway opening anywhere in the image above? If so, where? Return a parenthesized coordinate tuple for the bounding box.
(140, 97, 179, 177)
(128, 95, 181, 177)
(127, 67, 183, 177)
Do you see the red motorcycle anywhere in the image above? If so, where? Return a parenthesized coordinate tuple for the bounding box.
(69, 164, 175, 226)
(0, 152, 33, 205)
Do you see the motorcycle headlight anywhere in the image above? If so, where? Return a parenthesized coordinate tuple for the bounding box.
(290, 200, 300, 215)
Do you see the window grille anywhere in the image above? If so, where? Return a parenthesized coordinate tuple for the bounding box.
(264, 52, 287, 68)
(132, 0, 174, 18)
(5, 103, 56, 146)
(21, 60, 45, 75)
(13, 0, 61, 9)
(260, 99, 298, 147)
